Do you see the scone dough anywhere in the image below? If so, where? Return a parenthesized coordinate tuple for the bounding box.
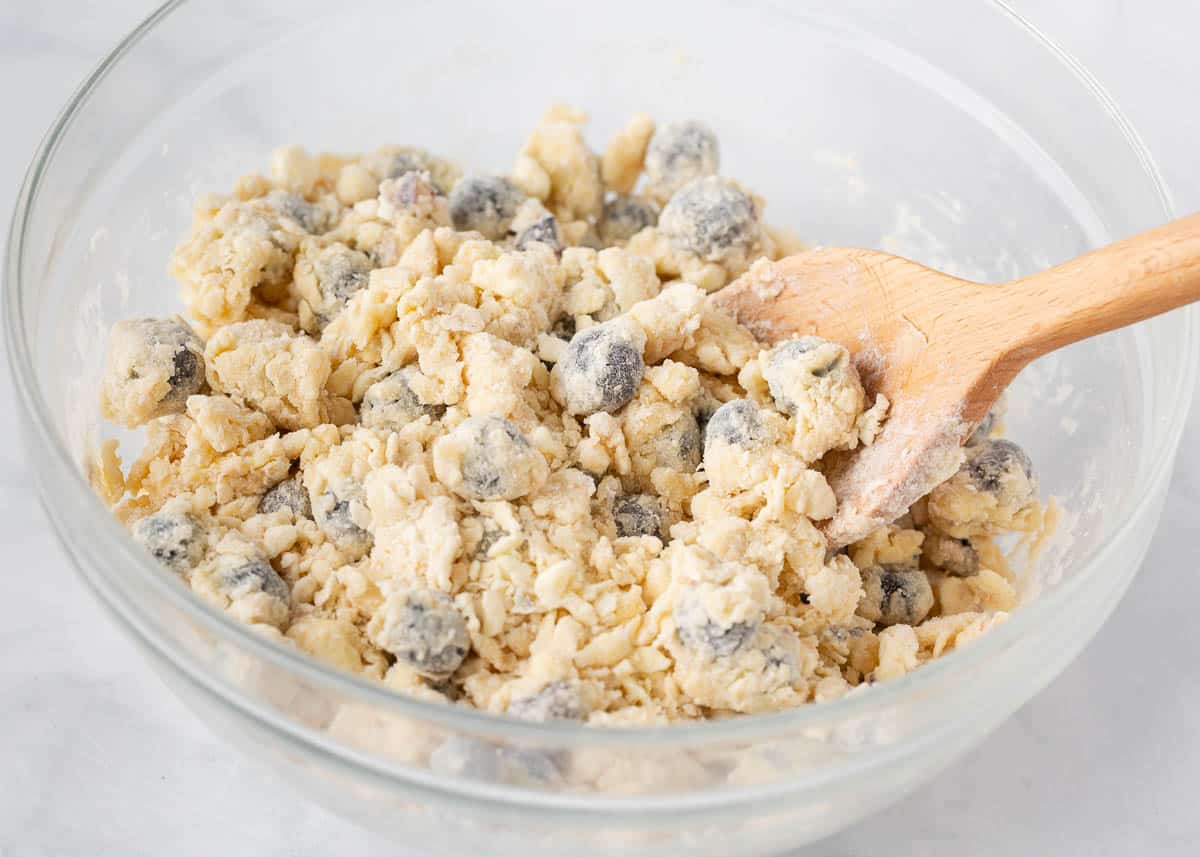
(97, 105, 1045, 725)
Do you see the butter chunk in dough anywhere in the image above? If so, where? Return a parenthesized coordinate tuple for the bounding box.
(169, 195, 309, 331)
(520, 105, 604, 222)
(205, 319, 333, 430)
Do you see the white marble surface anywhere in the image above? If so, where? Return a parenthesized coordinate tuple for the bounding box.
(2, 2, 1199, 855)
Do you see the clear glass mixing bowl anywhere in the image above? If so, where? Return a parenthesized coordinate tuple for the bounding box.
(5, 1, 1195, 854)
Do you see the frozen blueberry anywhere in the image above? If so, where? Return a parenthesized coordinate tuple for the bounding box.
(216, 558, 290, 603)
(105, 318, 207, 422)
(858, 566, 934, 627)
(644, 120, 720, 200)
(316, 245, 373, 305)
(769, 337, 838, 377)
(965, 439, 1034, 494)
(612, 493, 665, 539)
(550, 314, 577, 341)
(600, 195, 658, 243)
(167, 346, 204, 407)
(259, 476, 311, 519)
(703, 400, 766, 454)
(924, 534, 980, 577)
(514, 214, 563, 253)
(674, 589, 759, 658)
(659, 176, 759, 262)
(386, 151, 427, 179)
(554, 322, 644, 415)
(379, 171, 443, 219)
(762, 336, 852, 416)
(360, 366, 445, 432)
(507, 680, 588, 722)
(378, 588, 470, 678)
(437, 416, 546, 502)
(267, 191, 327, 233)
(384, 148, 450, 193)
(649, 412, 702, 472)
(693, 397, 719, 435)
(314, 488, 374, 556)
(132, 512, 205, 575)
(448, 175, 525, 240)
(459, 417, 535, 500)
(759, 627, 803, 676)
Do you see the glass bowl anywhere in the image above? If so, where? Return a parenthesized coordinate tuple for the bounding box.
(5, 1, 1194, 854)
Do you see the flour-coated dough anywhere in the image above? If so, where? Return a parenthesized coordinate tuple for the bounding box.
(96, 106, 1046, 723)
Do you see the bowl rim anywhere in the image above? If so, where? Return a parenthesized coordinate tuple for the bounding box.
(4, 0, 1196, 764)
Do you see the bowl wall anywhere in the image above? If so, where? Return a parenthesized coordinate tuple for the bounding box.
(7, 1, 1192, 853)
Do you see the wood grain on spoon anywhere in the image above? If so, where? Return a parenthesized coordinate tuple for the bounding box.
(712, 213, 1200, 548)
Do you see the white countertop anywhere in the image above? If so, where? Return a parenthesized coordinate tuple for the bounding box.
(2, 3, 1198, 855)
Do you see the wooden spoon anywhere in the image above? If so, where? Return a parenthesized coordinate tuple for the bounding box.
(712, 214, 1200, 548)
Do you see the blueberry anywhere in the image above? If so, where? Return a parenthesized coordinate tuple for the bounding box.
(966, 439, 1034, 494)
(384, 149, 449, 193)
(387, 152, 427, 178)
(448, 175, 525, 240)
(703, 400, 766, 454)
(693, 397, 719, 435)
(167, 346, 204, 408)
(316, 245, 373, 304)
(770, 337, 838, 376)
(314, 488, 373, 556)
(507, 680, 588, 722)
(762, 336, 852, 416)
(550, 314, 576, 341)
(132, 512, 205, 575)
(611, 493, 665, 539)
(267, 191, 327, 233)
(360, 366, 445, 432)
(514, 214, 563, 253)
(759, 627, 800, 674)
(600, 195, 658, 243)
(378, 588, 470, 678)
(649, 412, 701, 472)
(674, 589, 758, 657)
(456, 417, 537, 501)
(216, 558, 290, 603)
(644, 120, 720, 200)
(659, 176, 758, 262)
(259, 476, 311, 518)
(380, 170, 442, 217)
(924, 535, 980, 577)
(554, 322, 644, 415)
(858, 566, 934, 627)
(107, 318, 207, 419)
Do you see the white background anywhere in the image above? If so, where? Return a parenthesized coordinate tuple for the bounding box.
(2, 2, 1198, 855)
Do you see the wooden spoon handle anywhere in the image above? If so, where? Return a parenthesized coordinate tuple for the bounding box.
(998, 213, 1200, 360)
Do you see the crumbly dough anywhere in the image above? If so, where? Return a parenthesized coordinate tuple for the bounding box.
(97, 106, 1047, 725)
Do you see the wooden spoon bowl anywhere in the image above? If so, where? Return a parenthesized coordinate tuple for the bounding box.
(713, 214, 1200, 547)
